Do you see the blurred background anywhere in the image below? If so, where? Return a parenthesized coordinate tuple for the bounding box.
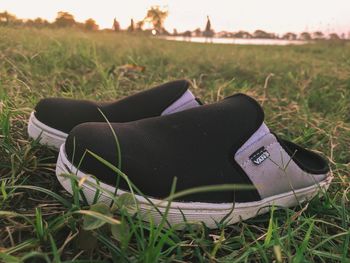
(1, 0, 350, 42)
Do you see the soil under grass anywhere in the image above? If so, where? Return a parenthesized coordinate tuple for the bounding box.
(0, 27, 349, 262)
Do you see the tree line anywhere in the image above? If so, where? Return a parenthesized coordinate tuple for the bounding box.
(0, 6, 168, 34)
(0, 11, 96, 30)
(214, 29, 345, 41)
(0, 7, 347, 40)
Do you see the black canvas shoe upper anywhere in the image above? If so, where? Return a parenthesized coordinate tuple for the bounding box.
(65, 94, 265, 203)
(34, 80, 192, 134)
(64, 94, 330, 203)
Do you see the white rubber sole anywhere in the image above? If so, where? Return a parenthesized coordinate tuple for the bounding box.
(56, 144, 333, 229)
(27, 112, 68, 150)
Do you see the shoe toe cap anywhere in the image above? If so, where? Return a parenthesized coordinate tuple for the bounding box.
(35, 98, 100, 133)
(65, 122, 122, 185)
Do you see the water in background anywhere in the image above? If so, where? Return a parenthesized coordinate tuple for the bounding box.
(160, 36, 308, 46)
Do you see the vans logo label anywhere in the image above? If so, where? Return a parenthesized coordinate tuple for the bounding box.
(249, 147, 270, 165)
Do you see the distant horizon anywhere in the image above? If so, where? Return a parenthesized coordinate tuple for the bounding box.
(1, 0, 350, 35)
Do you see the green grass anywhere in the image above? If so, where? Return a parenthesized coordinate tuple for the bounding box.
(0, 27, 349, 262)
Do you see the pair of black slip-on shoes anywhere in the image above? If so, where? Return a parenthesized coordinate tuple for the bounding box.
(28, 80, 332, 229)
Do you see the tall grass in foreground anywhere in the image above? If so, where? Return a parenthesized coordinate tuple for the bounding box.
(0, 27, 349, 262)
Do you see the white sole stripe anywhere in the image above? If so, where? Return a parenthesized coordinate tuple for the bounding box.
(27, 112, 67, 149)
(56, 144, 333, 229)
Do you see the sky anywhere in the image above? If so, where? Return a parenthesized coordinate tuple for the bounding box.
(1, 0, 350, 35)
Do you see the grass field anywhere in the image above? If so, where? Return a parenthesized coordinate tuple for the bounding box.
(0, 27, 349, 262)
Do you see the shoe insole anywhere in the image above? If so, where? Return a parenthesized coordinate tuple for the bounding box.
(279, 138, 329, 174)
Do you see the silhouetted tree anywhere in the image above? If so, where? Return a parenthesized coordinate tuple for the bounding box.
(313, 31, 324, 40)
(253, 29, 275, 39)
(233, 31, 252, 38)
(194, 28, 202, 37)
(0, 11, 19, 26)
(85, 18, 99, 31)
(300, 32, 311, 40)
(329, 33, 340, 40)
(112, 18, 120, 32)
(182, 30, 192, 37)
(54, 11, 76, 27)
(34, 18, 49, 27)
(128, 18, 135, 32)
(145, 6, 168, 34)
(203, 16, 214, 37)
(282, 32, 297, 40)
(173, 28, 178, 36)
(24, 17, 49, 28)
(136, 20, 144, 31)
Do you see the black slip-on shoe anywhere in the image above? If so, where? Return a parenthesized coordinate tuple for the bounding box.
(28, 79, 200, 149)
(56, 94, 332, 229)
